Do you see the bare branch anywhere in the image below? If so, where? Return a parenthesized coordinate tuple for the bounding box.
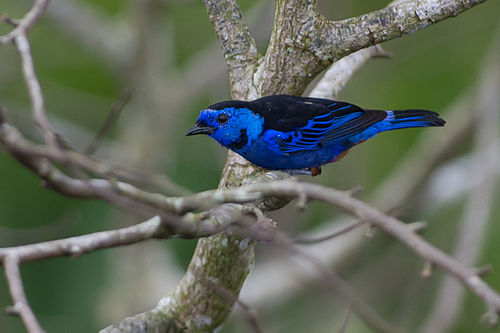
(3, 256, 45, 333)
(14, 33, 58, 147)
(0, 122, 189, 196)
(0, 217, 165, 263)
(192, 180, 500, 323)
(85, 89, 133, 155)
(309, 45, 390, 99)
(0, 0, 49, 44)
(0, 202, 256, 264)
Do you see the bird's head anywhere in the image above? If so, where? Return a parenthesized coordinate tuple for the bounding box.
(186, 103, 264, 150)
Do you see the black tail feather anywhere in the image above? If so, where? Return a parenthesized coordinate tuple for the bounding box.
(392, 109, 446, 127)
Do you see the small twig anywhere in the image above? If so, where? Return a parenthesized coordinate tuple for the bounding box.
(476, 265, 493, 277)
(3, 256, 45, 333)
(0, 0, 49, 44)
(294, 220, 366, 244)
(1, 13, 18, 27)
(85, 88, 133, 155)
(338, 304, 352, 333)
(407, 220, 427, 233)
(420, 261, 434, 279)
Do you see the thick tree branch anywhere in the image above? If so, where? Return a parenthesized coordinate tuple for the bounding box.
(258, 0, 487, 95)
(318, 0, 487, 60)
(203, 0, 260, 99)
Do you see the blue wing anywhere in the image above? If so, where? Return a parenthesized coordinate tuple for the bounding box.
(277, 102, 387, 154)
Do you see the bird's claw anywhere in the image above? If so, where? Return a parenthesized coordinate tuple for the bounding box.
(282, 167, 322, 176)
(282, 169, 312, 176)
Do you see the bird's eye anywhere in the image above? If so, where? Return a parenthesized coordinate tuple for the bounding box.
(217, 113, 229, 124)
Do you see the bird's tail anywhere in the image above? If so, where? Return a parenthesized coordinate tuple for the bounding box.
(382, 109, 445, 130)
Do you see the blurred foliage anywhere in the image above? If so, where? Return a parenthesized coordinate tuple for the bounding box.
(0, 0, 499, 332)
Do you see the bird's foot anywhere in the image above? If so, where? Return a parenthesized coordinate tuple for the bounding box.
(282, 167, 322, 176)
(310, 167, 322, 176)
(282, 169, 312, 176)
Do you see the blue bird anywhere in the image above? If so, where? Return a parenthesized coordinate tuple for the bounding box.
(186, 95, 445, 176)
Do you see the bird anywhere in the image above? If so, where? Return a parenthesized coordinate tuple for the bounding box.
(186, 95, 445, 176)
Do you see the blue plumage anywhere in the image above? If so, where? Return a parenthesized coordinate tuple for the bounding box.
(186, 95, 445, 176)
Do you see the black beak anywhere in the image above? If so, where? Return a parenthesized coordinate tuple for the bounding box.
(186, 123, 216, 136)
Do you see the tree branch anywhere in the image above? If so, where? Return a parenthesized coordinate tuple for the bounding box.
(258, 0, 487, 95)
(318, 0, 487, 60)
(309, 45, 390, 99)
(13, 32, 58, 147)
(0, 217, 166, 263)
(0, 0, 49, 44)
(203, 0, 260, 99)
(3, 256, 45, 333)
(0, 122, 189, 196)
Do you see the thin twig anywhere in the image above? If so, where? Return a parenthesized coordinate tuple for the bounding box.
(0, 0, 49, 44)
(294, 220, 366, 244)
(85, 88, 133, 155)
(3, 256, 45, 333)
(14, 33, 58, 147)
(338, 304, 352, 333)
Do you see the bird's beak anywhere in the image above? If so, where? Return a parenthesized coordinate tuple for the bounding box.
(186, 123, 216, 136)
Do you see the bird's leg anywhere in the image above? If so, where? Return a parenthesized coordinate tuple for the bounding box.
(281, 167, 322, 176)
(309, 167, 322, 176)
(282, 169, 313, 176)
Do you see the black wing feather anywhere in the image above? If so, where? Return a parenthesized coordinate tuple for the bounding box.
(249, 95, 387, 153)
